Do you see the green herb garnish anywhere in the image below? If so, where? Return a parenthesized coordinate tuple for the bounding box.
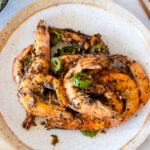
(80, 130, 98, 137)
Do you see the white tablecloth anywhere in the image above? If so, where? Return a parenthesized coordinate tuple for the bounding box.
(0, 0, 150, 149)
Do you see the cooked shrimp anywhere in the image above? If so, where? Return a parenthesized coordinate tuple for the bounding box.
(28, 20, 50, 75)
(20, 74, 67, 107)
(64, 56, 124, 121)
(12, 45, 34, 85)
(13, 19, 150, 131)
(45, 114, 123, 130)
(129, 62, 150, 108)
(17, 21, 68, 117)
(45, 115, 106, 130)
(100, 73, 139, 123)
(49, 26, 108, 54)
(35, 20, 50, 60)
(60, 54, 149, 110)
(19, 73, 111, 130)
(18, 74, 70, 118)
(109, 55, 150, 108)
(13, 20, 51, 85)
(58, 54, 110, 72)
(82, 84, 123, 114)
(18, 92, 73, 120)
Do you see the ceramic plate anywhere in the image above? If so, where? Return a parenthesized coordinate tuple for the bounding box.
(0, 0, 150, 150)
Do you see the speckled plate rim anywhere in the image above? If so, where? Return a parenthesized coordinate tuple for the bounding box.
(0, 0, 150, 150)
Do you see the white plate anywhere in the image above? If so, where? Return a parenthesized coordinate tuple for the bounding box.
(0, 0, 150, 150)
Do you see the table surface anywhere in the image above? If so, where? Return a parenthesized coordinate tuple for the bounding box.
(0, 0, 150, 149)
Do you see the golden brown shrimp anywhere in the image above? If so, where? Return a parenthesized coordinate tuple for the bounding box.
(17, 21, 68, 117)
(100, 73, 139, 123)
(29, 20, 50, 75)
(12, 45, 34, 85)
(109, 55, 150, 108)
(19, 74, 109, 130)
(129, 62, 150, 108)
(20, 74, 67, 107)
(13, 20, 51, 85)
(63, 56, 124, 121)
(45, 114, 123, 130)
(18, 92, 74, 120)
(13, 19, 150, 131)
(59, 54, 149, 110)
(82, 84, 123, 114)
(49, 26, 108, 54)
(35, 20, 50, 60)
(64, 71, 139, 125)
(19, 74, 113, 130)
(58, 54, 110, 72)
(19, 77, 110, 130)
(45, 115, 106, 130)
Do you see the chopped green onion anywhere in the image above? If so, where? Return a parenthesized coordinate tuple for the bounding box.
(24, 55, 32, 65)
(101, 45, 109, 54)
(91, 44, 101, 53)
(51, 57, 63, 72)
(49, 29, 61, 46)
(80, 130, 98, 137)
(72, 72, 93, 88)
(27, 55, 32, 62)
(46, 119, 50, 123)
(60, 46, 77, 56)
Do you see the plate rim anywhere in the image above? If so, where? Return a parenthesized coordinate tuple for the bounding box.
(0, 0, 150, 149)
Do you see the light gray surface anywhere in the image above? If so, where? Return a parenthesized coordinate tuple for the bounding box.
(0, 0, 150, 150)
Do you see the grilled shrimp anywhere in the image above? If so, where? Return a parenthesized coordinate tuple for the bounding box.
(18, 92, 72, 120)
(45, 115, 106, 130)
(20, 74, 67, 108)
(45, 113, 122, 130)
(49, 26, 109, 54)
(19, 73, 108, 128)
(18, 20, 68, 117)
(13, 19, 150, 131)
(35, 20, 50, 60)
(100, 73, 139, 123)
(129, 61, 150, 108)
(59, 54, 149, 109)
(29, 20, 50, 75)
(12, 45, 34, 85)
(13, 20, 50, 84)
(63, 56, 124, 120)
(109, 55, 150, 108)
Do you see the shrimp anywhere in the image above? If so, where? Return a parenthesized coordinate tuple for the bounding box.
(12, 45, 34, 85)
(19, 74, 67, 107)
(19, 73, 108, 129)
(60, 54, 149, 109)
(64, 71, 139, 125)
(63, 55, 124, 121)
(18, 92, 72, 120)
(19, 75, 111, 130)
(35, 20, 50, 60)
(45, 115, 106, 130)
(29, 20, 50, 75)
(49, 26, 108, 54)
(45, 114, 122, 130)
(129, 61, 150, 108)
(100, 73, 139, 123)
(109, 55, 150, 108)
(13, 19, 150, 130)
(58, 54, 109, 72)
(13, 20, 51, 84)
(17, 20, 67, 118)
